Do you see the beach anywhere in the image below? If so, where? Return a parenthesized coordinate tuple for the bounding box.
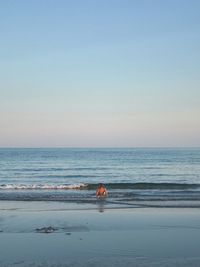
(1, 148, 200, 266)
(1, 201, 200, 267)
(1, 0, 200, 264)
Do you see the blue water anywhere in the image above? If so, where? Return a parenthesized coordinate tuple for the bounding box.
(0, 148, 200, 206)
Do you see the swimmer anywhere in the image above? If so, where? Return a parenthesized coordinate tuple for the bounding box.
(96, 183, 108, 198)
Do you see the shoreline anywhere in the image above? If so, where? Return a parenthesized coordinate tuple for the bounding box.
(1, 198, 200, 210)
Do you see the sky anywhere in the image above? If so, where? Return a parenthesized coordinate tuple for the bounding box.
(0, 0, 200, 147)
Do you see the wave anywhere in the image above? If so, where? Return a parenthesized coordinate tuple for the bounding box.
(1, 182, 200, 206)
(87, 182, 200, 190)
(0, 182, 200, 191)
(0, 183, 87, 190)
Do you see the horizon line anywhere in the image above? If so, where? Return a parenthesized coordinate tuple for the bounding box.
(0, 146, 200, 149)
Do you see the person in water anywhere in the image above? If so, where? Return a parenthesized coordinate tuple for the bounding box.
(96, 183, 108, 198)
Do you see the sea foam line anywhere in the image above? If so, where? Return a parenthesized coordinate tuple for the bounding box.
(0, 183, 88, 190)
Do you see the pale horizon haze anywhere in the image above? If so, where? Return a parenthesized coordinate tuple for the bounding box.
(0, 0, 200, 147)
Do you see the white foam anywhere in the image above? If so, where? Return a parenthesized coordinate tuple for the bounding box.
(0, 183, 88, 190)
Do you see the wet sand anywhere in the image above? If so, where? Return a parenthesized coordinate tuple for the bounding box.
(0, 201, 200, 266)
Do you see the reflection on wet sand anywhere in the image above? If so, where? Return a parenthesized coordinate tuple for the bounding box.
(97, 199, 106, 213)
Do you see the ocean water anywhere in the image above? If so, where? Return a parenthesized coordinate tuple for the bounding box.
(0, 148, 200, 207)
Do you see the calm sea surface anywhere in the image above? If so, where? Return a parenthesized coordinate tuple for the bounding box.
(0, 148, 200, 207)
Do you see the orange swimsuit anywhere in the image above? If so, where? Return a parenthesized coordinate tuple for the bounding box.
(97, 187, 107, 196)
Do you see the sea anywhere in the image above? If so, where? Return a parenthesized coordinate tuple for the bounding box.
(0, 148, 200, 208)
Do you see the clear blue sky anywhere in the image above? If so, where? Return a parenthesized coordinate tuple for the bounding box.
(0, 0, 200, 147)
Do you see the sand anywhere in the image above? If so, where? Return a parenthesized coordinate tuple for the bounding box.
(0, 201, 200, 266)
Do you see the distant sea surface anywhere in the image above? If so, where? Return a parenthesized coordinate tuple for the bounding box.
(0, 148, 200, 207)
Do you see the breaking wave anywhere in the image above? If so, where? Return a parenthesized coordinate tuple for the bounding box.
(0, 183, 87, 190)
(0, 182, 200, 191)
